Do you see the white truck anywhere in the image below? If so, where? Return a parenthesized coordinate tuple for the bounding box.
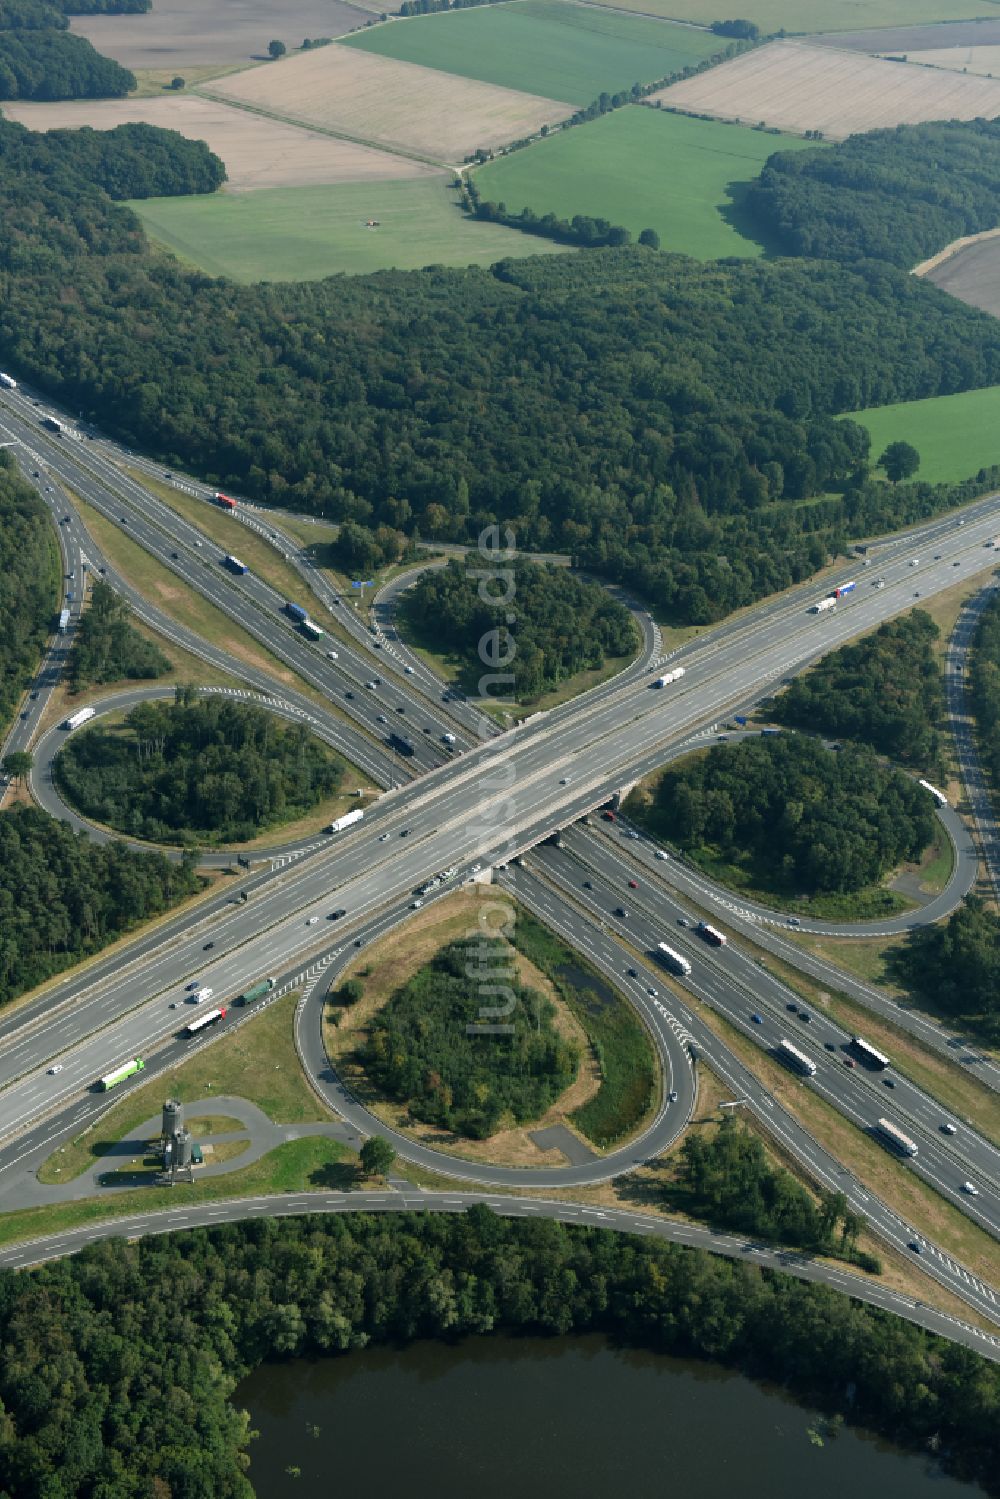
(654, 667, 686, 688)
(62, 706, 96, 731)
(0, 372, 17, 389)
(190, 986, 214, 1005)
(327, 808, 364, 834)
(809, 597, 836, 614)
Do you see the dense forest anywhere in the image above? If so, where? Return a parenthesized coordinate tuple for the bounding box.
(0, 1211, 998, 1498)
(679, 1116, 878, 1271)
(0, 804, 201, 1007)
(634, 734, 936, 897)
(68, 580, 170, 689)
(969, 590, 1000, 822)
(0, 455, 58, 736)
(0, 114, 226, 200)
(56, 691, 344, 845)
(360, 937, 579, 1138)
(773, 611, 945, 768)
(0, 29, 134, 98)
(3, 115, 1000, 620)
(0, 0, 149, 30)
(401, 558, 639, 699)
(894, 896, 1000, 1043)
(747, 120, 1000, 270)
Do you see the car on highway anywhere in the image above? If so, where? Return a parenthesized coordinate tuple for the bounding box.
(326, 650, 339, 660)
(411, 899, 423, 909)
(786, 1002, 798, 1011)
(798, 1010, 811, 1022)
(185, 980, 201, 991)
(909, 1240, 923, 1255)
(203, 941, 214, 950)
(306, 916, 319, 925)
(962, 1181, 980, 1196)
(329, 908, 347, 921)
(345, 691, 354, 699)
(787, 916, 801, 927)
(655, 849, 668, 860)
(668, 1090, 678, 1102)
(396, 704, 405, 713)
(399, 828, 409, 838)
(628, 879, 638, 889)
(30, 691, 38, 700)
(616, 907, 628, 918)
(677, 917, 690, 927)
(171, 552, 179, 560)
(647, 986, 658, 997)
(559, 776, 570, 784)
(843, 1058, 856, 1068)
(602, 810, 616, 822)
(379, 832, 391, 842)
(882, 1077, 896, 1088)
(366, 681, 376, 690)
(940, 1121, 957, 1134)
(47, 1064, 63, 1075)
(750, 1013, 763, 1024)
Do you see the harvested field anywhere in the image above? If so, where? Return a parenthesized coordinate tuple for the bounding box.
(70, 0, 370, 70)
(924, 235, 1000, 318)
(900, 42, 1000, 74)
(594, 0, 993, 32)
(653, 39, 1000, 138)
(343, 2, 724, 107)
(132, 178, 568, 280)
(208, 42, 572, 164)
(809, 19, 1000, 51)
(2, 96, 437, 192)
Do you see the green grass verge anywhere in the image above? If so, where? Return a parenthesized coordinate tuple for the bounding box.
(591, 0, 994, 33)
(39, 993, 330, 1184)
(129, 178, 569, 283)
(514, 909, 658, 1148)
(341, 2, 724, 105)
(474, 107, 821, 260)
(0, 1138, 358, 1250)
(845, 385, 1000, 486)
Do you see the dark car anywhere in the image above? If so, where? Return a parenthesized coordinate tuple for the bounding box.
(399, 828, 409, 838)
(883, 1077, 896, 1088)
(786, 1001, 798, 1011)
(627, 967, 638, 978)
(824, 1042, 836, 1052)
(203, 941, 214, 951)
(345, 690, 354, 699)
(616, 907, 628, 918)
(798, 1010, 811, 1022)
(628, 879, 638, 889)
(583, 880, 593, 890)
(329, 908, 347, 920)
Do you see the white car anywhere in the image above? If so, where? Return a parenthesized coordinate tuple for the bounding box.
(647, 986, 658, 997)
(306, 916, 320, 925)
(559, 776, 570, 784)
(379, 832, 391, 842)
(655, 849, 668, 861)
(962, 1181, 980, 1196)
(404, 665, 415, 674)
(410, 899, 423, 909)
(326, 650, 339, 661)
(366, 681, 376, 690)
(47, 1064, 63, 1075)
(941, 1121, 957, 1135)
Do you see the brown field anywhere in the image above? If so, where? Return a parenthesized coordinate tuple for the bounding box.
(925, 234, 1000, 318)
(901, 42, 1000, 74)
(209, 43, 573, 164)
(70, 0, 370, 70)
(2, 97, 437, 192)
(810, 20, 1000, 51)
(652, 39, 1000, 138)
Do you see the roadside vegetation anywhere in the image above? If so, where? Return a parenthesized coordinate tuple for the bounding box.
(628, 734, 936, 917)
(358, 936, 578, 1139)
(0, 803, 202, 1008)
(773, 611, 945, 770)
(0, 456, 59, 737)
(894, 898, 1000, 1047)
(68, 580, 170, 689)
(1, 1209, 999, 1499)
(55, 689, 344, 845)
(970, 589, 1000, 821)
(400, 558, 638, 700)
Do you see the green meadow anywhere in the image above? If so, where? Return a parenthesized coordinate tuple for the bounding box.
(474, 107, 821, 260)
(130, 178, 568, 281)
(848, 386, 1000, 485)
(340, 1, 724, 105)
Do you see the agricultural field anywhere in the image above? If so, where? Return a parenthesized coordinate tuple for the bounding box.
(341, 2, 725, 107)
(923, 233, 1000, 317)
(3, 96, 437, 193)
(899, 42, 1000, 74)
(653, 39, 1000, 138)
(846, 385, 1000, 485)
(131, 177, 569, 281)
(809, 19, 1000, 50)
(208, 42, 571, 164)
(69, 0, 370, 69)
(593, 0, 998, 33)
(474, 107, 820, 260)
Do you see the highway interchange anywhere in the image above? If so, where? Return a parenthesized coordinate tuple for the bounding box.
(1, 383, 1000, 1347)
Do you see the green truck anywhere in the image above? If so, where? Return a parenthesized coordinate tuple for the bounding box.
(98, 1057, 144, 1092)
(236, 976, 277, 1007)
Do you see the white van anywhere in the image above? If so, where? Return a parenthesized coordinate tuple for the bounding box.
(191, 986, 213, 1004)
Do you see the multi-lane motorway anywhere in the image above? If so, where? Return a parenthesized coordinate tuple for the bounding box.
(2, 385, 1000, 1330)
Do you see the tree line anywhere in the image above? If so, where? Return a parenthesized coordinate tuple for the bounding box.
(400, 557, 639, 700)
(0, 114, 226, 200)
(773, 610, 945, 770)
(0, 28, 134, 99)
(969, 589, 1000, 820)
(894, 896, 1000, 1044)
(68, 579, 170, 689)
(0, 1209, 998, 1497)
(360, 936, 579, 1139)
(56, 690, 345, 845)
(0, 456, 58, 737)
(747, 119, 1000, 270)
(636, 733, 936, 897)
(679, 1115, 878, 1271)
(0, 803, 201, 1008)
(0, 0, 148, 25)
(4, 124, 1000, 624)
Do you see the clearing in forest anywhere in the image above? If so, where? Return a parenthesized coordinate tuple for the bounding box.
(473, 106, 821, 260)
(653, 39, 1000, 138)
(2, 95, 437, 192)
(208, 43, 572, 164)
(845, 386, 1000, 485)
(341, 1, 724, 106)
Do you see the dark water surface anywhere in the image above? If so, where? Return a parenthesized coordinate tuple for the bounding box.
(239, 1333, 981, 1498)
